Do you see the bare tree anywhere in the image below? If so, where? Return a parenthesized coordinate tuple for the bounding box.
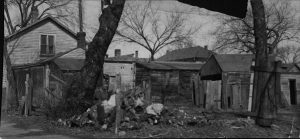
(4, 0, 73, 35)
(213, 0, 300, 54)
(80, 0, 125, 101)
(116, 1, 199, 61)
(276, 45, 300, 64)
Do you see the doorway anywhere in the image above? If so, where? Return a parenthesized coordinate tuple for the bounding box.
(289, 79, 297, 105)
(192, 81, 196, 105)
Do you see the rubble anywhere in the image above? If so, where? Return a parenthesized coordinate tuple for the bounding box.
(56, 86, 215, 132)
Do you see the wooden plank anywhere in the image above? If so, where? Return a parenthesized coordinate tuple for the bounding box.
(50, 73, 67, 85)
(115, 74, 122, 135)
(24, 74, 29, 116)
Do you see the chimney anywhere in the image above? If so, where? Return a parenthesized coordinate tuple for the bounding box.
(115, 49, 121, 57)
(204, 45, 208, 50)
(77, 32, 86, 49)
(30, 6, 39, 23)
(135, 51, 138, 58)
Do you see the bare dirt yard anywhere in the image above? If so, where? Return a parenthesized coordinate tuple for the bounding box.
(1, 104, 299, 138)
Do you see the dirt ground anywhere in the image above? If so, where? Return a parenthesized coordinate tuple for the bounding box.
(1, 104, 300, 138)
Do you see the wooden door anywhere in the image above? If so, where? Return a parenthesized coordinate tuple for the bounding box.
(232, 84, 241, 110)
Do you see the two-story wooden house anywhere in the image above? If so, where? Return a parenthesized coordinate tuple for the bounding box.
(4, 16, 85, 108)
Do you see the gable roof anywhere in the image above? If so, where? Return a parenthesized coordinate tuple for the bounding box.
(54, 58, 85, 71)
(157, 46, 213, 61)
(280, 63, 300, 73)
(105, 54, 149, 63)
(136, 61, 203, 71)
(214, 54, 254, 72)
(5, 15, 77, 41)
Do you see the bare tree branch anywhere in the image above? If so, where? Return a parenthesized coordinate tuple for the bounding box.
(116, 1, 200, 60)
(213, 0, 300, 54)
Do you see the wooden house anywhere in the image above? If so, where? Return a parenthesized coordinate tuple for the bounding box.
(200, 54, 254, 111)
(280, 63, 300, 106)
(103, 50, 148, 91)
(4, 16, 85, 108)
(200, 54, 300, 112)
(135, 61, 203, 105)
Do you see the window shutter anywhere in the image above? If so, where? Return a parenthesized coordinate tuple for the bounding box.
(48, 35, 54, 54)
(40, 35, 47, 54)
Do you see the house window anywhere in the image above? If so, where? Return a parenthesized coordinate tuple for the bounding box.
(40, 35, 55, 56)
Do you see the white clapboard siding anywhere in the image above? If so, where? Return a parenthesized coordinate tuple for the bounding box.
(8, 21, 77, 65)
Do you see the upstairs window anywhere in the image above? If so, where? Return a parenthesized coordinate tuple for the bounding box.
(40, 35, 55, 56)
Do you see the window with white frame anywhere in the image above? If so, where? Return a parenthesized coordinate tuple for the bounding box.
(40, 34, 55, 56)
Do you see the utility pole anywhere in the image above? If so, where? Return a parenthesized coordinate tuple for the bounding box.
(77, 0, 85, 49)
(79, 0, 83, 32)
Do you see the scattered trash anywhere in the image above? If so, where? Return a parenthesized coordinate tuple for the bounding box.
(146, 103, 164, 116)
(118, 131, 126, 136)
(56, 86, 216, 131)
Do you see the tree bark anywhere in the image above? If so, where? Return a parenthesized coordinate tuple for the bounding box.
(251, 0, 276, 127)
(81, 0, 125, 101)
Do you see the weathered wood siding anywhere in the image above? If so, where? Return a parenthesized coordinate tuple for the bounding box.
(191, 73, 207, 107)
(206, 80, 222, 110)
(103, 62, 135, 90)
(178, 71, 197, 100)
(223, 72, 251, 111)
(8, 22, 77, 65)
(135, 65, 150, 86)
(150, 71, 179, 103)
(280, 73, 300, 105)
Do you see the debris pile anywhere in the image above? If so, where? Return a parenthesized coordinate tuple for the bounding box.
(56, 86, 215, 131)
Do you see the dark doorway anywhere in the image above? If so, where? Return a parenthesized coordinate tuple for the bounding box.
(193, 81, 196, 105)
(228, 97, 231, 108)
(289, 79, 297, 105)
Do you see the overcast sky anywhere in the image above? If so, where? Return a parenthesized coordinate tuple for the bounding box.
(81, 0, 300, 58)
(6, 0, 300, 59)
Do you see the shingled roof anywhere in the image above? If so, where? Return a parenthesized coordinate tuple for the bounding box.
(214, 54, 254, 72)
(157, 46, 213, 61)
(54, 58, 85, 71)
(136, 61, 203, 71)
(105, 54, 149, 63)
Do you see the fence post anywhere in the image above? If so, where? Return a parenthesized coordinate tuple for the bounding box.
(115, 74, 122, 134)
(24, 74, 29, 116)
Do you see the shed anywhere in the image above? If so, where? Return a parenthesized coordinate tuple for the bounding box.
(280, 63, 300, 106)
(135, 61, 203, 105)
(200, 54, 254, 111)
(157, 46, 213, 62)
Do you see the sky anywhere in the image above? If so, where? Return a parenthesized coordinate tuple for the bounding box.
(81, 0, 300, 59)
(5, 0, 300, 59)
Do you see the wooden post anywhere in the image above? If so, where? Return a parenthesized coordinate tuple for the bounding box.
(45, 65, 50, 98)
(24, 73, 29, 116)
(248, 72, 254, 111)
(115, 74, 121, 134)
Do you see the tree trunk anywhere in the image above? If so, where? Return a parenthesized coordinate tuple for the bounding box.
(251, 0, 276, 127)
(150, 52, 155, 61)
(80, 0, 125, 101)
